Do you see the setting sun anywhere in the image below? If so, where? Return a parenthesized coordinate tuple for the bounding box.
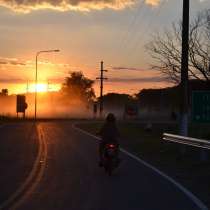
(36, 84, 48, 92)
(29, 83, 48, 93)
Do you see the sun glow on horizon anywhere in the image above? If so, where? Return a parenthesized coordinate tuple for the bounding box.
(4, 83, 62, 94)
(34, 83, 48, 93)
(27, 83, 61, 93)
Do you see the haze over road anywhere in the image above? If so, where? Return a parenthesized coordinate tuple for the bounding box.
(1, 122, 203, 210)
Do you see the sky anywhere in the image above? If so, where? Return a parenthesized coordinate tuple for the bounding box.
(0, 0, 209, 96)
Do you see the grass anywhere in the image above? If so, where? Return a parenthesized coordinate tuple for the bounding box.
(77, 121, 210, 157)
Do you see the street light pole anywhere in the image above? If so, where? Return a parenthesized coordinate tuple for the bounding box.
(35, 52, 38, 121)
(180, 0, 190, 136)
(34, 50, 60, 120)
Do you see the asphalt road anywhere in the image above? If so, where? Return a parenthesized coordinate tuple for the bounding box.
(0, 123, 38, 207)
(3, 122, 204, 210)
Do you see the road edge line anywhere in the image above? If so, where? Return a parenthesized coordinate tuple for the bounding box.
(73, 124, 208, 210)
(11, 124, 48, 210)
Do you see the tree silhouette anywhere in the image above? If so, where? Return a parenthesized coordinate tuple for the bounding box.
(102, 93, 133, 108)
(0, 89, 8, 96)
(61, 71, 95, 103)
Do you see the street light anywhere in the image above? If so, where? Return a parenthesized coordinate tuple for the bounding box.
(35, 50, 60, 120)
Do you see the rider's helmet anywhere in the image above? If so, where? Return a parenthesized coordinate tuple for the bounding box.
(106, 113, 116, 123)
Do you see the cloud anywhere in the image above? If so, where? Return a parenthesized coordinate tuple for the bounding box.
(0, 75, 168, 84)
(0, 0, 163, 13)
(0, 57, 25, 66)
(0, 0, 135, 13)
(0, 78, 25, 83)
(0, 77, 64, 84)
(145, 0, 161, 6)
(112, 66, 148, 71)
(107, 76, 169, 83)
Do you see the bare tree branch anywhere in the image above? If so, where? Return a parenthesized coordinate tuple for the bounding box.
(146, 9, 210, 84)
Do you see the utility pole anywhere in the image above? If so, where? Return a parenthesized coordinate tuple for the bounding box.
(96, 61, 108, 117)
(47, 80, 50, 92)
(180, 0, 190, 136)
(26, 81, 29, 93)
(208, 56, 210, 72)
(208, 45, 210, 72)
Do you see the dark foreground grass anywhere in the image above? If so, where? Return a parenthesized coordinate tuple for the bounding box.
(77, 121, 210, 208)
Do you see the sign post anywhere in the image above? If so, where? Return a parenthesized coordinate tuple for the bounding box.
(192, 91, 210, 123)
(192, 91, 210, 161)
(16, 95, 28, 118)
(93, 102, 97, 119)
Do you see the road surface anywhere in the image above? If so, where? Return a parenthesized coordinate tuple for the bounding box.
(1, 122, 205, 210)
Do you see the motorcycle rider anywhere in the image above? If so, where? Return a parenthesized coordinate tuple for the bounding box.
(97, 113, 120, 166)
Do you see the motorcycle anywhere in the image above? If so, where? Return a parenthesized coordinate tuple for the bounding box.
(102, 143, 119, 176)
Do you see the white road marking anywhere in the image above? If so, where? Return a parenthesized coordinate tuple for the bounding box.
(73, 125, 208, 210)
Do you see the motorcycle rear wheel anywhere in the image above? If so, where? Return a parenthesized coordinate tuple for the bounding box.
(108, 168, 112, 176)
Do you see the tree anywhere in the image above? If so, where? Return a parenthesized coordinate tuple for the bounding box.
(102, 93, 133, 108)
(0, 89, 8, 96)
(146, 9, 210, 84)
(61, 71, 95, 103)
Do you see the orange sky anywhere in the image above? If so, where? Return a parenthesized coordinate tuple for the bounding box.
(0, 55, 172, 96)
(0, 0, 208, 96)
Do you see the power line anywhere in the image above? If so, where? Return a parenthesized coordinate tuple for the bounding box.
(119, 0, 146, 51)
(128, 0, 168, 57)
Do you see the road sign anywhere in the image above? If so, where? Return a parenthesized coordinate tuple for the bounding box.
(124, 103, 138, 117)
(17, 95, 28, 113)
(192, 91, 210, 123)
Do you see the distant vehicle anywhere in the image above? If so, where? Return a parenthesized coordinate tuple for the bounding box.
(102, 143, 119, 176)
(123, 103, 138, 119)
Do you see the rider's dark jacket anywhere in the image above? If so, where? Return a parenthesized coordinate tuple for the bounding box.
(99, 122, 120, 143)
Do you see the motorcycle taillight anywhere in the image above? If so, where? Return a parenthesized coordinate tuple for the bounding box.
(108, 144, 115, 148)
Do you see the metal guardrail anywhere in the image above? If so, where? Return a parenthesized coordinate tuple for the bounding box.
(163, 133, 210, 150)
